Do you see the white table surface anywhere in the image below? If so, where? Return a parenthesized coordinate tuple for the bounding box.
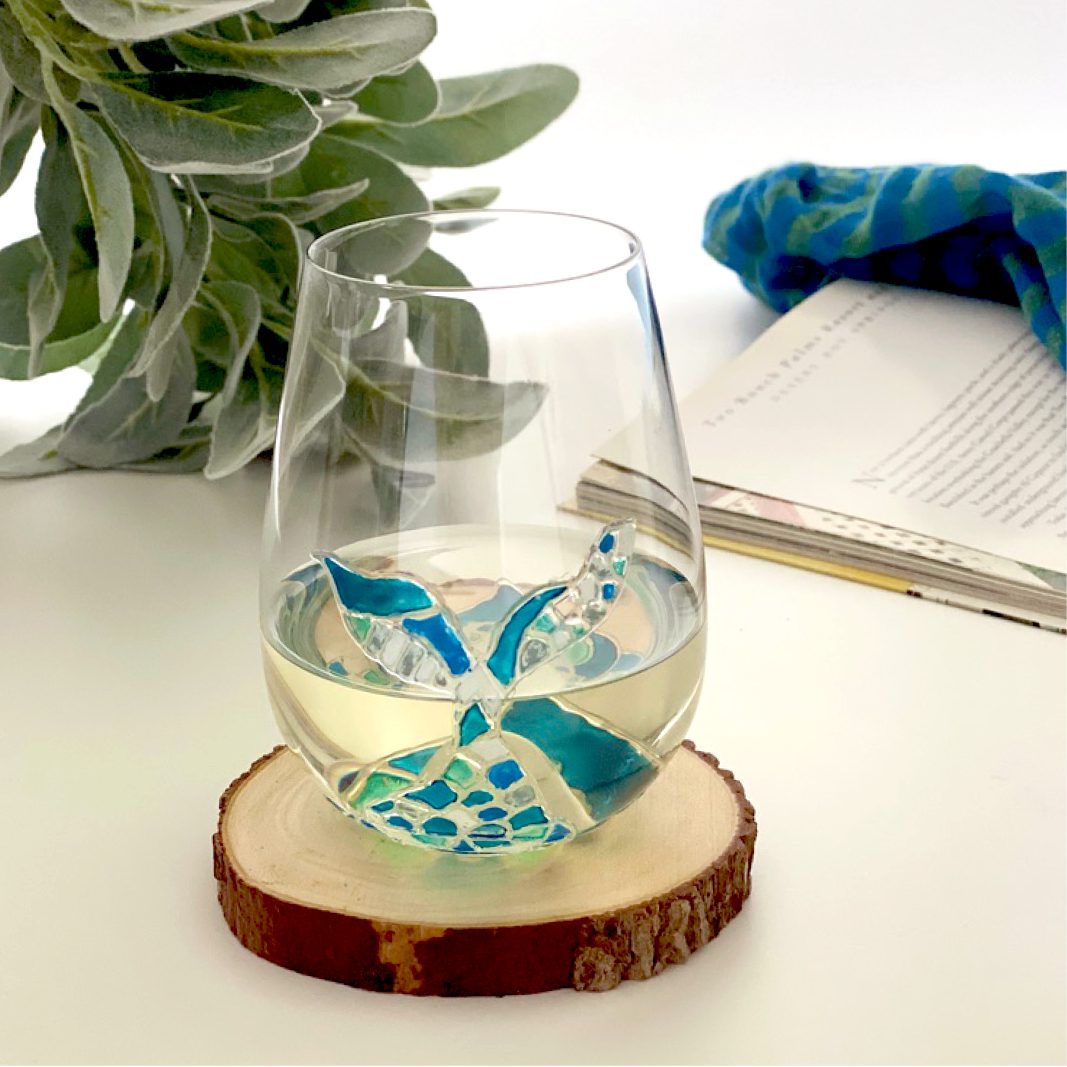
(1, 2, 1064, 1064)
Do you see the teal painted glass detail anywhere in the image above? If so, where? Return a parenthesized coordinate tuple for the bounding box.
(458, 703, 490, 745)
(388, 746, 438, 775)
(407, 780, 458, 809)
(320, 554, 434, 616)
(443, 757, 475, 788)
(423, 817, 457, 836)
(503, 698, 655, 821)
(486, 584, 566, 685)
(402, 613, 471, 675)
(509, 805, 548, 830)
(317, 520, 662, 854)
(487, 759, 523, 789)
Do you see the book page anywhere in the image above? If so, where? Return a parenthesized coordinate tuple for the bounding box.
(669, 281, 1066, 573)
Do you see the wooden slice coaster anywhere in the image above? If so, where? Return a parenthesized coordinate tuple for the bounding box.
(214, 741, 756, 996)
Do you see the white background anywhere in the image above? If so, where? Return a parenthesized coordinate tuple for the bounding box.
(1, 2, 1064, 1064)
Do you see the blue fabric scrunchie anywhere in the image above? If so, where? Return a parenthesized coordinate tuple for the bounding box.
(703, 163, 1066, 368)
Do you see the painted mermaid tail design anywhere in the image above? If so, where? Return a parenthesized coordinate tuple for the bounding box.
(315, 520, 656, 852)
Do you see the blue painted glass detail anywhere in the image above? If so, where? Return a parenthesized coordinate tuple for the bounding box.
(473, 838, 510, 849)
(487, 759, 523, 790)
(478, 806, 508, 821)
(509, 806, 548, 830)
(598, 532, 616, 553)
(602, 582, 617, 601)
(423, 817, 457, 836)
(462, 789, 493, 808)
(327, 659, 349, 676)
(458, 703, 490, 745)
(470, 823, 507, 839)
(387, 815, 413, 830)
(454, 840, 475, 853)
(407, 780, 457, 809)
(320, 554, 433, 616)
(402, 613, 471, 675)
(486, 584, 566, 685)
(546, 824, 570, 842)
(502, 698, 655, 821)
(388, 745, 438, 775)
(370, 800, 394, 813)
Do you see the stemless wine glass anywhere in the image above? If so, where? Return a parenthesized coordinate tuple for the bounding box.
(260, 209, 706, 855)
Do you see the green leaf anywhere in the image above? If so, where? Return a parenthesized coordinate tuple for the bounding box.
(92, 73, 320, 174)
(291, 132, 429, 234)
(350, 301, 407, 362)
(0, 85, 38, 197)
(342, 358, 545, 463)
(354, 61, 438, 124)
(0, 238, 41, 345)
(0, 313, 135, 477)
(341, 64, 578, 166)
(72, 313, 143, 409)
(28, 123, 86, 370)
(237, 211, 302, 295)
(0, 317, 115, 379)
(45, 70, 135, 320)
(257, 0, 314, 21)
(0, 426, 77, 478)
(404, 294, 488, 377)
(0, 237, 115, 379)
(119, 422, 211, 472)
(168, 9, 436, 93)
(205, 345, 283, 478)
(391, 249, 488, 376)
(130, 178, 211, 400)
(183, 280, 261, 370)
(432, 186, 500, 212)
(393, 247, 469, 287)
(218, 141, 311, 185)
(206, 176, 369, 224)
(0, 10, 48, 102)
(223, 127, 427, 220)
(146, 171, 186, 267)
(114, 143, 167, 310)
(369, 460, 434, 526)
(59, 322, 196, 467)
(58, 0, 267, 41)
(0, 310, 139, 477)
(206, 213, 297, 335)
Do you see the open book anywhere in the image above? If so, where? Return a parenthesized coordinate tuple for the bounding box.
(578, 281, 1066, 632)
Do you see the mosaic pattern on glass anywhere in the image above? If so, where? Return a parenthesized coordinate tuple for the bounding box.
(316, 520, 653, 853)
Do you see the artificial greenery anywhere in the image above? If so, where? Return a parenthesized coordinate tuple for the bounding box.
(0, 0, 577, 477)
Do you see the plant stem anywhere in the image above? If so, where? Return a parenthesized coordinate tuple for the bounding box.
(117, 43, 149, 73)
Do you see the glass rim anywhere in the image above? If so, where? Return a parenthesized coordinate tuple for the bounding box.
(304, 208, 645, 294)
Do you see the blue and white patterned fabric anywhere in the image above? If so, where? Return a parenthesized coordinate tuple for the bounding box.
(703, 162, 1066, 369)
